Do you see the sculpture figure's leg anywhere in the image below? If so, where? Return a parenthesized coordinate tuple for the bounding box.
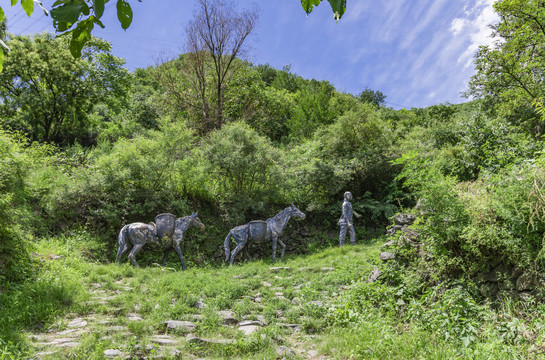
(173, 243, 187, 271)
(116, 243, 129, 263)
(162, 249, 170, 266)
(128, 244, 144, 267)
(116, 225, 130, 263)
(339, 225, 347, 246)
(229, 231, 247, 265)
(349, 225, 356, 245)
(243, 245, 253, 260)
(272, 235, 278, 261)
(230, 242, 246, 265)
(278, 239, 286, 258)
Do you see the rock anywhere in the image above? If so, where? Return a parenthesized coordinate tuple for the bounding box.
(379, 252, 395, 261)
(170, 348, 182, 356)
(401, 226, 419, 240)
(478, 271, 499, 283)
(263, 282, 273, 287)
(257, 315, 267, 324)
(308, 349, 319, 357)
(479, 282, 499, 298)
(499, 279, 516, 290)
(309, 301, 323, 307)
(367, 267, 382, 283)
(394, 214, 415, 226)
(104, 349, 122, 357)
(239, 320, 262, 326)
(320, 267, 335, 272)
(165, 320, 197, 331)
(277, 346, 296, 357)
(218, 310, 238, 325)
(67, 318, 88, 328)
(279, 323, 300, 332)
(128, 313, 142, 321)
(35, 352, 56, 359)
(269, 267, 291, 272)
(386, 225, 403, 236)
(518, 291, 534, 302)
(381, 240, 395, 249)
(56, 328, 81, 336)
(238, 324, 260, 335)
(516, 272, 534, 292)
(186, 336, 235, 345)
(195, 300, 205, 309)
(511, 267, 524, 280)
(58, 342, 81, 348)
(106, 325, 127, 333)
(152, 335, 178, 345)
(41, 338, 77, 346)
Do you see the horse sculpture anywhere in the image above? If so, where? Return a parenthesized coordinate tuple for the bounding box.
(224, 204, 306, 265)
(116, 212, 205, 269)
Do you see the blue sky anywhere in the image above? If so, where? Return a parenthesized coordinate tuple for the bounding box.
(4, 0, 498, 109)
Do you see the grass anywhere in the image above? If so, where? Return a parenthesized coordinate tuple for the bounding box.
(0, 234, 543, 359)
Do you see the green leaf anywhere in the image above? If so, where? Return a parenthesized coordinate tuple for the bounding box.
(11, 0, 18, 7)
(327, 0, 346, 20)
(0, 49, 4, 73)
(81, 2, 90, 16)
(51, 3, 83, 23)
(0, 7, 4, 22)
(92, 16, 105, 29)
(21, 0, 34, 17)
(69, 20, 94, 58)
(93, 0, 105, 19)
(116, 0, 132, 30)
(301, 0, 322, 15)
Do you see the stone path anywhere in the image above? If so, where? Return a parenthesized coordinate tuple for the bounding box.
(27, 268, 334, 359)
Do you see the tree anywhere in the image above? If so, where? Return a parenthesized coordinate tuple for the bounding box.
(158, 0, 258, 134)
(467, 0, 545, 134)
(0, 33, 130, 145)
(0, 1, 346, 72)
(358, 87, 386, 107)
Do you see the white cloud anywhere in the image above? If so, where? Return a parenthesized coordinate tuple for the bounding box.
(450, 18, 468, 35)
(453, 0, 499, 68)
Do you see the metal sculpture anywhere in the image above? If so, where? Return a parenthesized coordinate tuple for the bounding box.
(338, 191, 355, 246)
(224, 204, 306, 265)
(116, 212, 205, 269)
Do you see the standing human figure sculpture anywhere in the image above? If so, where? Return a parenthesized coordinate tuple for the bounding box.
(338, 191, 356, 246)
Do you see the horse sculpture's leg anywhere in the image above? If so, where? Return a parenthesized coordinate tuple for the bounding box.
(162, 249, 170, 266)
(116, 225, 130, 263)
(278, 239, 286, 258)
(173, 244, 187, 271)
(230, 242, 246, 265)
(271, 235, 278, 261)
(127, 244, 144, 267)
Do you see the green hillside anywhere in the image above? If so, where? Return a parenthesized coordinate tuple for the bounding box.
(2, 0, 545, 358)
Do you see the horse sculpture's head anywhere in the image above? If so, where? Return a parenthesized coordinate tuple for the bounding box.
(289, 204, 306, 220)
(189, 212, 205, 230)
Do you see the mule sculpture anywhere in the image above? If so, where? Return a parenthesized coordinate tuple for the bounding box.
(224, 204, 306, 265)
(116, 212, 205, 269)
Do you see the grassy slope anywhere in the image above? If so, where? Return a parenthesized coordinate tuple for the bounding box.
(0, 234, 539, 359)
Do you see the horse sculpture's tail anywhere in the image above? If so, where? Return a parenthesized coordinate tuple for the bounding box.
(116, 225, 130, 263)
(224, 231, 232, 262)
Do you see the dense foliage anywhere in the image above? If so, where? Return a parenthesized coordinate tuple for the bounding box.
(3, 0, 545, 357)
